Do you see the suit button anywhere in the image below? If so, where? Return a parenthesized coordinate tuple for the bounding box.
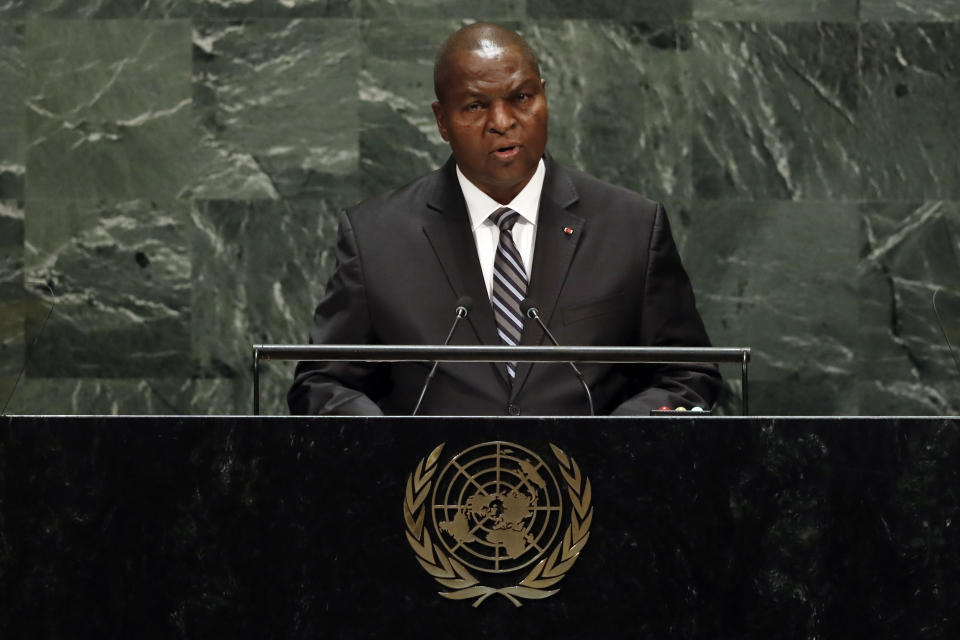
(507, 404, 520, 416)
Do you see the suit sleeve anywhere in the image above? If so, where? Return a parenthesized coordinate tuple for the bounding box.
(610, 203, 722, 415)
(287, 211, 386, 415)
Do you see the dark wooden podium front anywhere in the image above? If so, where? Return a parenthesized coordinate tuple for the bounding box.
(1, 416, 958, 638)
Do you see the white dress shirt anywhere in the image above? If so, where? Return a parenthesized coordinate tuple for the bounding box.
(455, 158, 546, 298)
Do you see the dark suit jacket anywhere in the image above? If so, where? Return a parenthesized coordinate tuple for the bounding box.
(288, 154, 721, 416)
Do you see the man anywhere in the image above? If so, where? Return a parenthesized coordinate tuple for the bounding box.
(288, 23, 720, 416)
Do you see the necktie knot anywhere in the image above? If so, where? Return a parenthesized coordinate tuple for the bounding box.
(490, 207, 520, 232)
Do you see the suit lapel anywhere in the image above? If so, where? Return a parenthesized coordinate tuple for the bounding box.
(511, 159, 584, 399)
(421, 155, 585, 399)
(422, 158, 508, 387)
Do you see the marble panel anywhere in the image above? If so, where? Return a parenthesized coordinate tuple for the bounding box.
(192, 0, 357, 18)
(663, 198, 694, 254)
(861, 0, 960, 21)
(359, 20, 461, 197)
(1, 376, 239, 414)
(0, 22, 23, 199)
(666, 198, 744, 415)
(527, 0, 692, 20)
(25, 20, 193, 201)
(23, 199, 192, 377)
(693, 0, 858, 21)
(860, 23, 960, 201)
(858, 202, 960, 416)
(939, 290, 960, 367)
(6, 0, 189, 18)
(690, 22, 860, 200)
(191, 19, 360, 200)
(527, 21, 691, 199)
(0, 201, 23, 411)
(0, 1, 23, 17)
(681, 200, 859, 416)
(361, 0, 524, 19)
(191, 198, 346, 414)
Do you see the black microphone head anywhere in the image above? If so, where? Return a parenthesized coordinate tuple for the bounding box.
(520, 298, 539, 318)
(454, 295, 473, 318)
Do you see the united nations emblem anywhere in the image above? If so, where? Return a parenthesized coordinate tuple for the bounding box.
(403, 441, 593, 607)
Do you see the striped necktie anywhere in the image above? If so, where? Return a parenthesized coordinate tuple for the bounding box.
(490, 206, 528, 382)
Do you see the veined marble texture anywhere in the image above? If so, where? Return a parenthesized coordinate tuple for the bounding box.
(359, 19, 468, 196)
(191, 19, 360, 200)
(691, 22, 860, 200)
(527, 20, 691, 199)
(680, 200, 860, 416)
(861, 0, 960, 21)
(23, 199, 192, 378)
(0, 14, 957, 416)
(0, 201, 23, 411)
(0, 0, 188, 18)
(693, 0, 858, 21)
(191, 198, 344, 414)
(25, 19, 193, 201)
(0, 1, 22, 16)
(666, 199, 743, 414)
(527, 0, 692, 19)
(0, 22, 23, 200)
(1, 376, 239, 414)
(860, 22, 960, 200)
(361, 0, 524, 19)
(192, 0, 357, 19)
(858, 201, 960, 415)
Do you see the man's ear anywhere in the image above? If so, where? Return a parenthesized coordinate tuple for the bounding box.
(432, 101, 450, 142)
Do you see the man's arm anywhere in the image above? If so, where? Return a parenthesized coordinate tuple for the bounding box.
(610, 203, 722, 415)
(287, 211, 386, 416)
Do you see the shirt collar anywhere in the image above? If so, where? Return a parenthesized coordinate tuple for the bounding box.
(456, 158, 546, 230)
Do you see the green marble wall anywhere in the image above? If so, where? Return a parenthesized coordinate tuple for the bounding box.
(0, 1, 957, 416)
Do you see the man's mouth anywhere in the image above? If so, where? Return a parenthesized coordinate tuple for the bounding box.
(492, 145, 520, 160)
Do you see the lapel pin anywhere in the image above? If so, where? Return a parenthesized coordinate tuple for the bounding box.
(563, 227, 574, 235)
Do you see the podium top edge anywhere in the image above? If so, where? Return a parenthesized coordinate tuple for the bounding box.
(251, 344, 751, 364)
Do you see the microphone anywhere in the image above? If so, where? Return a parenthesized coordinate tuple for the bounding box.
(412, 296, 473, 416)
(520, 298, 594, 416)
(933, 287, 960, 380)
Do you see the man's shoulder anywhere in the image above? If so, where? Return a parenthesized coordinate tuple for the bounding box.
(551, 160, 661, 219)
(346, 165, 447, 223)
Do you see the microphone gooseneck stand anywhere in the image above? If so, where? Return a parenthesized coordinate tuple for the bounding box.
(520, 298, 595, 416)
(411, 296, 473, 416)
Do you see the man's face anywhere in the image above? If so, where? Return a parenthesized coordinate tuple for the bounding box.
(432, 45, 548, 204)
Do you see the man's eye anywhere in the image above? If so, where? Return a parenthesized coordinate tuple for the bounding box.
(517, 93, 528, 101)
(466, 102, 482, 111)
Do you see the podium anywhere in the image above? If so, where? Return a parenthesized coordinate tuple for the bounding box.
(2, 415, 958, 638)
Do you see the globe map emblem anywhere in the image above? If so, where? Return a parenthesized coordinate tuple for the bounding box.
(431, 441, 564, 574)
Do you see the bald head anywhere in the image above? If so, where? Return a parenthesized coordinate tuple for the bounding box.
(434, 23, 541, 102)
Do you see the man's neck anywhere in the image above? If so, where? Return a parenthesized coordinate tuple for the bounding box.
(456, 159, 546, 229)
(486, 180, 531, 205)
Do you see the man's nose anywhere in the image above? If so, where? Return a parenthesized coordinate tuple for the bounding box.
(487, 100, 515, 134)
